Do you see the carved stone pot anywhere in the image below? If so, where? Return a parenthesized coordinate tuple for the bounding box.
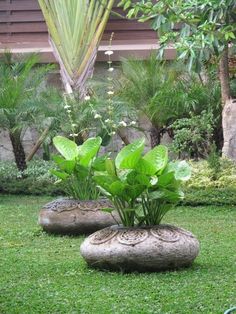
(39, 198, 119, 235)
(80, 224, 200, 272)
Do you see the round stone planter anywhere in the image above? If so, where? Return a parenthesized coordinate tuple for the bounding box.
(80, 224, 200, 272)
(38, 198, 119, 235)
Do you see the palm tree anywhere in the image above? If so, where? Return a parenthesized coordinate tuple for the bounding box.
(0, 53, 53, 171)
(38, 0, 114, 97)
(119, 55, 221, 148)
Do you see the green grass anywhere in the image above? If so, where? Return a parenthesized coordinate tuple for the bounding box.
(0, 195, 235, 314)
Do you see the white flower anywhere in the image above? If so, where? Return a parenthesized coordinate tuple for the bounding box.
(69, 133, 73, 137)
(94, 113, 101, 119)
(72, 123, 77, 127)
(73, 133, 79, 137)
(111, 131, 116, 135)
(64, 105, 71, 109)
(105, 119, 110, 123)
(119, 121, 127, 127)
(67, 110, 72, 113)
(130, 121, 136, 126)
(105, 50, 114, 55)
(84, 95, 90, 101)
(108, 67, 114, 72)
(107, 91, 114, 95)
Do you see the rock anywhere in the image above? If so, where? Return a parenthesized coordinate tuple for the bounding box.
(39, 198, 120, 235)
(80, 224, 200, 272)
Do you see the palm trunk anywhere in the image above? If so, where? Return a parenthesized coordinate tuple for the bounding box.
(9, 130, 27, 172)
(220, 46, 236, 159)
(150, 125, 161, 148)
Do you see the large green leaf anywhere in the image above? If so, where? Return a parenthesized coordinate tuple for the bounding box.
(92, 154, 110, 171)
(169, 160, 191, 181)
(75, 164, 89, 180)
(149, 189, 184, 202)
(50, 169, 69, 180)
(94, 175, 118, 195)
(135, 157, 157, 175)
(143, 145, 168, 174)
(78, 137, 102, 167)
(124, 184, 146, 200)
(53, 136, 78, 160)
(110, 181, 126, 196)
(126, 171, 150, 187)
(55, 159, 76, 174)
(157, 171, 176, 188)
(115, 138, 145, 169)
(161, 189, 184, 202)
(105, 158, 117, 177)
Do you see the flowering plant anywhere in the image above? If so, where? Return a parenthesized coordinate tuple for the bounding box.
(94, 138, 191, 227)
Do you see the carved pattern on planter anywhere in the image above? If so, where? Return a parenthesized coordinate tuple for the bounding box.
(42, 199, 112, 213)
(117, 229, 149, 245)
(176, 227, 195, 238)
(89, 228, 119, 244)
(150, 226, 180, 242)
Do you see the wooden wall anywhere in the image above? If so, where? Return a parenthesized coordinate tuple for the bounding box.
(0, 0, 157, 43)
(0, 0, 176, 61)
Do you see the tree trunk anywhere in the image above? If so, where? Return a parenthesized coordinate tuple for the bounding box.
(222, 99, 236, 159)
(150, 125, 161, 148)
(219, 46, 231, 104)
(9, 130, 27, 172)
(26, 126, 51, 162)
(117, 128, 130, 145)
(219, 46, 236, 159)
(50, 37, 97, 99)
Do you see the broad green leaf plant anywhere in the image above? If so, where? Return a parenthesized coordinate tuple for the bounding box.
(51, 136, 104, 200)
(94, 139, 191, 227)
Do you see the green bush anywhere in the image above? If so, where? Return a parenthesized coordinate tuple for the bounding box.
(0, 160, 64, 196)
(183, 187, 236, 206)
(182, 158, 236, 206)
(186, 158, 236, 189)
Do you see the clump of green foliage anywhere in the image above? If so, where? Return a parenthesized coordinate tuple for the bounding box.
(171, 111, 214, 159)
(0, 160, 63, 196)
(207, 142, 221, 180)
(186, 159, 236, 189)
(51, 136, 104, 200)
(94, 138, 191, 226)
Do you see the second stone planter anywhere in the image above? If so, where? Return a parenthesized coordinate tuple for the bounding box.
(80, 224, 200, 272)
(39, 198, 119, 235)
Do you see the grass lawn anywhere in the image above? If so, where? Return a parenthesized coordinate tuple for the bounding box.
(0, 194, 235, 314)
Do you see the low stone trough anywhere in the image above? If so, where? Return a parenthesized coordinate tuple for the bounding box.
(80, 224, 200, 272)
(39, 198, 119, 235)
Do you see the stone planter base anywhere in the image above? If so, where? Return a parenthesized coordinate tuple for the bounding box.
(80, 224, 200, 272)
(39, 199, 119, 235)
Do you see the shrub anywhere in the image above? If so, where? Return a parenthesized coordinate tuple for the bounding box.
(0, 160, 64, 196)
(185, 158, 236, 189)
(171, 111, 214, 159)
(182, 158, 236, 206)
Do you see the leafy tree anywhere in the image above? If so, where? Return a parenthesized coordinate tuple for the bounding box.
(0, 53, 53, 171)
(119, 0, 236, 158)
(119, 55, 221, 148)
